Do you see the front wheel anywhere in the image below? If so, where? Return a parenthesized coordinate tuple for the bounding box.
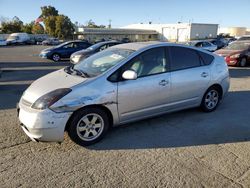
(52, 53, 60, 62)
(200, 87, 221, 112)
(68, 107, 110, 146)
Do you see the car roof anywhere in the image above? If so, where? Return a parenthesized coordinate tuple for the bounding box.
(87, 40, 120, 50)
(96, 40, 120, 45)
(110, 41, 164, 51)
(239, 35, 250, 37)
(60, 40, 89, 45)
(189, 40, 212, 44)
(233, 40, 250, 43)
(111, 41, 217, 56)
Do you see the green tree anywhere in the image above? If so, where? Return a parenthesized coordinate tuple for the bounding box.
(22, 22, 34, 34)
(40, 6, 59, 37)
(39, 6, 74, 39)
(41, 6, 58, 17)
(32, 23, 45, 34)
(1, 17, 23, 33)
(86, 19, 106, 28)
(55, 15, 74, 39)
(43, 16, 57, 36)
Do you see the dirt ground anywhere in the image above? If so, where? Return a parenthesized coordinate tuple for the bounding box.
(1, 45, 250, 187)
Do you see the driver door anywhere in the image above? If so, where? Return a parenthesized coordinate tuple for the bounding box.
(117, 47, 171, 123)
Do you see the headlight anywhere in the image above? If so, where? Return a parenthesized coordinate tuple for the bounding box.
(229, 54, 240, 59)
(71, 55, 82, 63)
(31, 88, 72, 110)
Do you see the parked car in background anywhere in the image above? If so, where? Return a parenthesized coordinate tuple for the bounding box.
(18, 42, 229, 146)
(215, 40, 250, 67)
(70, 40, 121, 64)
(224, 37, 236, 45)
(0, 39, 7, 46)
(188, 41, 217, 52)
(42, 38, 60, 45)
(26, 38, 36, 45)
(209, 39, 227, 49)
(6, 33, 30, 45)
(121, 37, 131, 43)
(39, 40, 92, 61)
(237, 35, 250, 41)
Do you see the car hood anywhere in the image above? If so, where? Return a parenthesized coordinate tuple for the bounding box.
(41, 47, 57, 52)
(21, 69, 87, 104)
(6, 39, 16, 42)
(215, 49, 243, 57)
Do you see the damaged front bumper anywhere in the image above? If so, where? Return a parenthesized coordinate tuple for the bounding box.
(18, 102, 72, 142)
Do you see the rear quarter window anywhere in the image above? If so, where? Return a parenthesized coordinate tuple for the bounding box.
(170, 46, 201, 71)
(199, 51, 214, 65)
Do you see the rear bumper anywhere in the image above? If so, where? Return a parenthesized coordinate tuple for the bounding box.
(221, 76, 230, 98)
(18, 103, 71, 142)
(226, 61, 238, 66)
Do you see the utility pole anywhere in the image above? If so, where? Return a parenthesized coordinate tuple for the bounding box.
(108, 19, 112, 29)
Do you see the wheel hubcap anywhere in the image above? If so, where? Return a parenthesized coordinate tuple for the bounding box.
(76, 113, 104, 141)
(205, 90, 219, 110)
(53, 54, 60, 61)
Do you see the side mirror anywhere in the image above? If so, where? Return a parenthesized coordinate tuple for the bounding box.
(122, 70, 137, 80)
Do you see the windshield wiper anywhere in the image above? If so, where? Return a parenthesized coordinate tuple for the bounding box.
(64, 65, 89, 78)
(74, 68, 90, 78)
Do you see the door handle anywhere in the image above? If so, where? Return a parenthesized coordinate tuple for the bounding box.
(201, 72, 208, 77)
(159, 80, 169, 86)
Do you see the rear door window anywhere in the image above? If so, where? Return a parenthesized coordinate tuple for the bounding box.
(79, 42, 90, 48)
(203, 42, 211, 47)
(170, 46, 201, 71)
(199, 51, 214, 65)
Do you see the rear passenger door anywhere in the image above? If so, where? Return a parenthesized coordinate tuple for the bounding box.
(78, 42, 91, 50)
(61, 42, 76, 58)
(169, 46, 211, 109)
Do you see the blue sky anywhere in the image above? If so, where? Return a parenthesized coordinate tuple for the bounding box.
(0, 0, 249, 28)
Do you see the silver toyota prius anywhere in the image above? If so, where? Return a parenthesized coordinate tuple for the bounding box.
(18, 42, 230, 146)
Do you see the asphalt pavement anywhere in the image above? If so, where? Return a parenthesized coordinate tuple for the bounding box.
(1, 45, 250, 187)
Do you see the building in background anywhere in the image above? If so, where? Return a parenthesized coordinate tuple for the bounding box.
(218, 27, 248, 37)
(74, 28, 158, 43)
(246, 28, 250, 35)
(122, 23, 218, 42)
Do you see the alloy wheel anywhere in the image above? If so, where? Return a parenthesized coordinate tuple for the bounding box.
(52, 54, 60, 61)
(76, 113, 104, 141)
(204, 90, 219, 110)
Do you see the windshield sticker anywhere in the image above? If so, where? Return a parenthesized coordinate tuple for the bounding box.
(110, 54, 123, 59)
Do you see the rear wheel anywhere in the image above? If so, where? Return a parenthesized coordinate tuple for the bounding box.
(52, 53, 60, 62)
(68, 107, 110, 146)
(200, 87, 221, 112)
(238, 57, 247, 67)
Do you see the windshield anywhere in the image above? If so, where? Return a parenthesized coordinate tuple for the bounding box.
(8, 36, 18, 40)
(55, 41, 69, 48)
(225, 42, 250, 50)
(87, 43, 105, 50)
(187, 42, 197, 46)
(73, 48, 134, 77)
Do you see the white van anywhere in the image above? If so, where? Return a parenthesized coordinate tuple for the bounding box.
(6, 33, 30, 45)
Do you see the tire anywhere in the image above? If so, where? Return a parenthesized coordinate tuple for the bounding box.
(52, 53, 60, 62)
(238, 57, 247, 67)
(200, 86, 221, 112)
(68, 107, 110, 146)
